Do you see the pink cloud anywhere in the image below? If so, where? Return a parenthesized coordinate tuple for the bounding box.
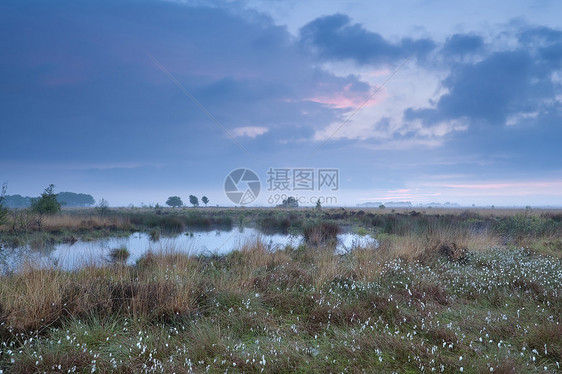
(443, 181, 562, 190)
(366, 69, 391, 77)
(305, 84, 386, 109)
(418, 180, 562, 202)
(387, 188, 411, 193)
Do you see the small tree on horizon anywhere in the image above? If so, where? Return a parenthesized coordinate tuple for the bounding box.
(96, 198, 109, 216)
(30, 184, 62, 230)
(166, 196, 183, 208)
(0, 182, 9, 226)
(189, 195, 199, 207)
(201, 196, 209, 207)
(281, 196, 298, 208)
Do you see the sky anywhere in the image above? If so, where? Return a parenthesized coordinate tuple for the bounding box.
(1, 0, 561, 207)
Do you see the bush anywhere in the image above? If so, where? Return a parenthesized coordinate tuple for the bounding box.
(30, 184, 61, 216)
(303, 221, 340, 246)
(0, 182, 8, 226)
(109, 246, 130, 263)
(149, 228, 161, 241)
(96, 198, 110, 216)
(30, 184, 61, 231)
(257, 213, 302, 234)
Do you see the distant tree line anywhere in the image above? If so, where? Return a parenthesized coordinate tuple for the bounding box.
(1, 191, 95, 208)
(57, 192, 95, 207)
(166, 195, 209, 208)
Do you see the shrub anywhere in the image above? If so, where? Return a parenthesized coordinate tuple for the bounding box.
(303, 221, 340, 246)
(109, 246, 130, 263)
(29, 184, 62, 231)
(149, 228, 161, 241)
(30, 184, 61, 216)
(0, 182, 8, 226)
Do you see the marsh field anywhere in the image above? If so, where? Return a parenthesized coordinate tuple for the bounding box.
(0, 207, 561, 373)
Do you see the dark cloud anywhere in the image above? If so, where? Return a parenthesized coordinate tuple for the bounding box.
(442, 33, 484, 57)
(539, 42, 562, 68)
(407, 25, 562, 127)
(403, 24, 562, 177)
(1, 1, 561, 205)
(0, 0, 372, 166)
(299, 14, 435, 65)
(438, 50, 537, 123)
(518, 25, 562, 45)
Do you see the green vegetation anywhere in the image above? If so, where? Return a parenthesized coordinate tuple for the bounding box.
(165, 196, 183, 208)
(281, 196, 298, 207)
(2, 190, 95, 208)
(256, 212, 303, 234)
(315, 198, 322, 211)
(96, 198, 110, 217)
(303, 220, 340, 246)
(56, 192, 95, 207)
(202, 196, 209, 206)
(108, 246, 130, 263)
(189, 195, 199, 207)
(355, 226, 369, 236)
(29, 184, 62, 231)
(0, 193, 32, 208)
(30, 184, 61, 216)
(0, 182, 8, 226)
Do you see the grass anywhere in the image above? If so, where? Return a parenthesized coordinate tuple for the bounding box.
(108, 246, 130, 263)
(303, 221, 340, 246)
(0, 208, 560, 372)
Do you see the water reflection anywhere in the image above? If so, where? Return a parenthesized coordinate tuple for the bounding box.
(1, 228, 378, 273)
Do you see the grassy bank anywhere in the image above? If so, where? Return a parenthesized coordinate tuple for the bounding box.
(0, 208, 560, 372)
(1, 207, 560, 251)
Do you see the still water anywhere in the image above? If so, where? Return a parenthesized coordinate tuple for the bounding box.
(0, 228, 378, 272)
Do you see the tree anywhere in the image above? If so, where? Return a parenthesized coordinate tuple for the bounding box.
(189, 195, 199, 207)
(31, 184, 61, 215)
(281, 196, 298, 208)
(315, 198, 322, 211)
(96, 198, 109, 216)
(201, 196, 209, 207)
(1, 194, 31, 208)
(30, 184, 61, 230)
(56, 192, 95, 207)
(0, 182, 9, 226)
(166, 196, 183, 208)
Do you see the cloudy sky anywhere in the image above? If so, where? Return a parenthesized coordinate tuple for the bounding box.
(1, 0, 561, 207)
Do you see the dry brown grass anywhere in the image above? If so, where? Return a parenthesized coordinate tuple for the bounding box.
(311, 248, 341, 289)
(0, 250, 201, 333)
(347, 247, 384, 281)
(376, 225, 500, 263)
(41, 214, 130, 231)
(0, 261, 69, 331)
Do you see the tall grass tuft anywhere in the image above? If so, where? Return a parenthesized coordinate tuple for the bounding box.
(303, 221, 340, 246)
(109, 246, 130, 263)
